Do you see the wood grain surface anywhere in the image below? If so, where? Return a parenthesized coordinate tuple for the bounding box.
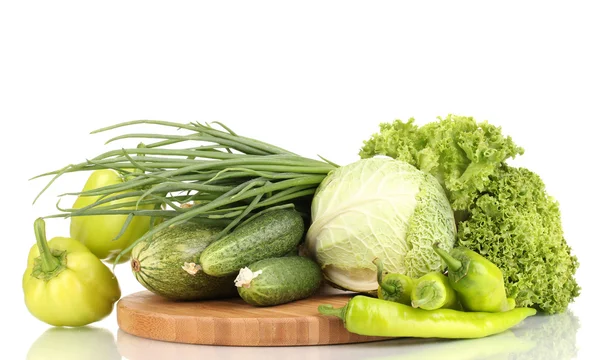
(117, 288, 390, 346)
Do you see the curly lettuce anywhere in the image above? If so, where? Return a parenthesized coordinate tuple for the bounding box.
(459, 165, 580, 313)
(359, 114, 524, 210)
(360, 114, 580, 313)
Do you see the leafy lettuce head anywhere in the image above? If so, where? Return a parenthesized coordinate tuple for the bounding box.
(359, 114, 524, 210)
(359, 114, 580, 313)
(458, 165, 580, 314)
(306, 157, 456, 292)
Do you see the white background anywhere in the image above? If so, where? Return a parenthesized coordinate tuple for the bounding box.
(1, 1, 598, 359)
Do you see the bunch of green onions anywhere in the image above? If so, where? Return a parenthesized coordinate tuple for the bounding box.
(33, 120, 337, 264)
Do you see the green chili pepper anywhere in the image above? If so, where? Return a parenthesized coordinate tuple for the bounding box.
(411, 271, 461, 310)
(433, 242, 515, 312)
(372, 258, 413, 305)
(318, 295, 536, 339)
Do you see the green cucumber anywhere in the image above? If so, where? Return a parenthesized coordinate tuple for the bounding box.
(235, 256, 323, 306)
(199, 209, 305, 277)
(130, 222, 238, 301)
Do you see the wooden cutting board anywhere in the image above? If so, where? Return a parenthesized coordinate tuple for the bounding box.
(117, 288, 390, 347)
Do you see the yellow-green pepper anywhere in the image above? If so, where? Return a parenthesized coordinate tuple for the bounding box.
(433, 242, 515, 312)
(318, 295, 536, 339)
(23, 218, 121, 327)
(373, 258, 413, 306)
(70, 169, 154, 263)
(411, 271, 461, 310)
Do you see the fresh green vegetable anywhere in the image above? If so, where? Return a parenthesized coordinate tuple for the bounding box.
(306, 157, 456, 292)
(23, 218, 121, 327)
(359, 115, 524, 211)
(199, 209, 304, 277)
(410, 271, 460, 310)
(373, 258, 413, 305)
(130, 222, 238, 300)
(433, 242, 515, 312)
(70, 169, 155, 264)
(234, 256, 323, 306)
(360, 115, 580, 313)
(33, 120, 337, 264)
(458, 165, 579, 313)
(318, 295, 536, 339)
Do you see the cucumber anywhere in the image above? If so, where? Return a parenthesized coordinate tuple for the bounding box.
(130, 222, 238, 301)
(235, 256, 323, 306)
(199, 209, 305, 277)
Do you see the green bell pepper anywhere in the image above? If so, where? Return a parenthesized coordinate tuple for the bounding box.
(70, 169, 154, 263)
(22, 218, 121, 327)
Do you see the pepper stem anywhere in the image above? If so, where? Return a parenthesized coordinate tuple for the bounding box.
(373, 258, 396, 294)
(34, 218, 60, 273)
(318, 304, 347, 321)
(432, 243, 462, 272)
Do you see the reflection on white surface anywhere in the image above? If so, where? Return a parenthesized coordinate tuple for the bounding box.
(27, 326, 121, 360)
(508, 310, 580, 360)
(116, 310, 580, 360)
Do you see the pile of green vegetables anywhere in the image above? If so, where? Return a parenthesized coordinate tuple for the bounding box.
(23, 115, 579, 337)
(24, 120, 334, 326)
(318, 244, 537, 339)
(358, 115, 580, 314)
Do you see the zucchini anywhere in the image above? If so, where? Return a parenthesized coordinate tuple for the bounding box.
(130, 222, 238, 301)
(199, 209, 305, 277)
(235, 256, 323, 306)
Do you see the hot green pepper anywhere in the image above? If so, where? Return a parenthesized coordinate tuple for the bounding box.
(411, 271, 461, 310)
(373, 258, 413, 305)
(318, 295, 536, 339)
(433, 242, 515, 312)
(23, 218, 121, 327)
(70, 169, 155, 264)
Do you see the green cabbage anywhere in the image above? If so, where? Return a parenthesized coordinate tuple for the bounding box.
(360, 114, 580, 313)
(306, 157, 456, 292)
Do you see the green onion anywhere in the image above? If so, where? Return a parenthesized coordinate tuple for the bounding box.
(33, 120, 337, 264)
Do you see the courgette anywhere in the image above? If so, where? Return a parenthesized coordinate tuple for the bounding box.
(199, 209, 305, 277)
(234, 256, 323, 306)
(130, 222, 238, 301)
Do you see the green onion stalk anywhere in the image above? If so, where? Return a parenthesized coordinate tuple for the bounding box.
(32, 120, 338, 264)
